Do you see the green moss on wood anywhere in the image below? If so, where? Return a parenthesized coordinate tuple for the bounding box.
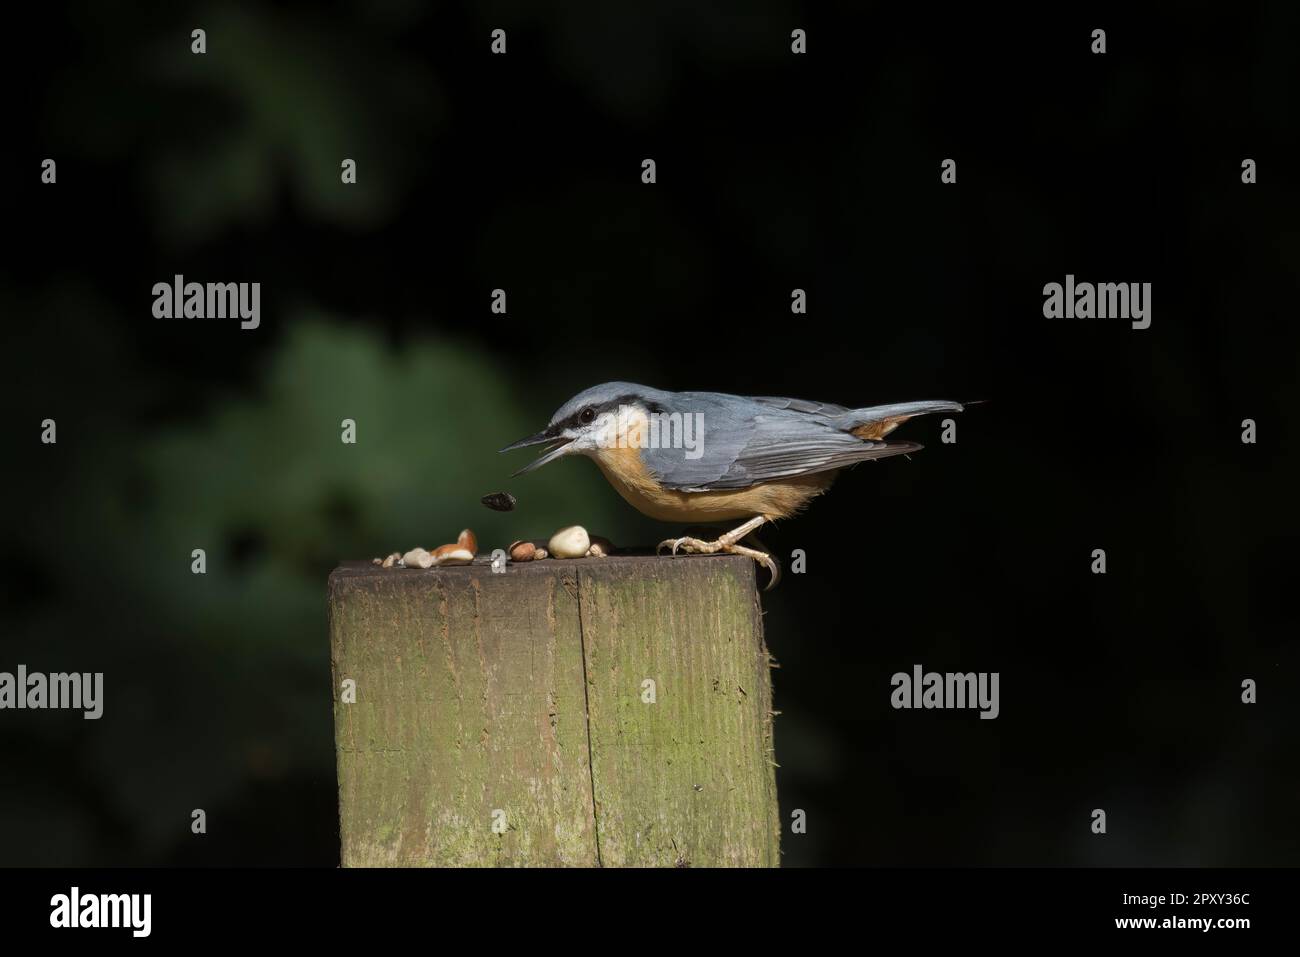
(329, 554, 779, 867)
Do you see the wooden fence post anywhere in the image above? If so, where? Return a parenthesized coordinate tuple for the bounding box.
(328, 553, 780, 867)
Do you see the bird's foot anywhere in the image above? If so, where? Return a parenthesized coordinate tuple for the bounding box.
(656, 518, 781, 591)
(656, 534, 721, 556)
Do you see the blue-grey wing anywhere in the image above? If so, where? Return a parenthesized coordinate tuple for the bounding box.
(749, 395, 851, 417)
(641, 394, 920, 491)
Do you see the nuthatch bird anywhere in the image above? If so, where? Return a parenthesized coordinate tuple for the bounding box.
(502, 383, 963, 589)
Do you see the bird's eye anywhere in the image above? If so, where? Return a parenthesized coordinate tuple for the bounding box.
(580, 408, 596, 424)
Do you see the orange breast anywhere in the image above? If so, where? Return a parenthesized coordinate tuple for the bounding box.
(588, 444, 836, 523)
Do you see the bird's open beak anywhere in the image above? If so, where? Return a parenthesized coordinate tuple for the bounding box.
(500, 429, 574, 476)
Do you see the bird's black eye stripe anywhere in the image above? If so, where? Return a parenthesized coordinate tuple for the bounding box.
(567, 395, 647, 429)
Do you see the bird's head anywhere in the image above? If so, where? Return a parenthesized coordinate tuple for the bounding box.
(500, 382, 666, 475)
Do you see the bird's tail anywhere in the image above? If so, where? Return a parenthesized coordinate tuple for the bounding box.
(833, 400, 964, 441)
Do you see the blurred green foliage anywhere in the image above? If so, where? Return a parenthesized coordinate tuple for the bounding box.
(2, 316, 629, 863)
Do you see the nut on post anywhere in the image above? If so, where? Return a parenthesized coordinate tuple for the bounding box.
(548, 525, 590, 559)
(429, 530, 476, 566)
(401, 547, 435, 569)
(431, 542, 474, 565)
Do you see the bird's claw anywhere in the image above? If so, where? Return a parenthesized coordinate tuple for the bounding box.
(746, 547, 782, 591)
(655, 535, 781, 591)
(656, 536, 717, 557)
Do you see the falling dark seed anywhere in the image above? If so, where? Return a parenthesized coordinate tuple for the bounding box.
(481, 491, 517, 512)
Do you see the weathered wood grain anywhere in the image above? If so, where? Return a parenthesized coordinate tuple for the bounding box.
(328, 553, 779, 867)
(329, 562, 596, 866)
(577, 556, 780, 867)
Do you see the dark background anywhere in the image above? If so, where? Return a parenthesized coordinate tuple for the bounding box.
(1, 1, 1296, 867)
